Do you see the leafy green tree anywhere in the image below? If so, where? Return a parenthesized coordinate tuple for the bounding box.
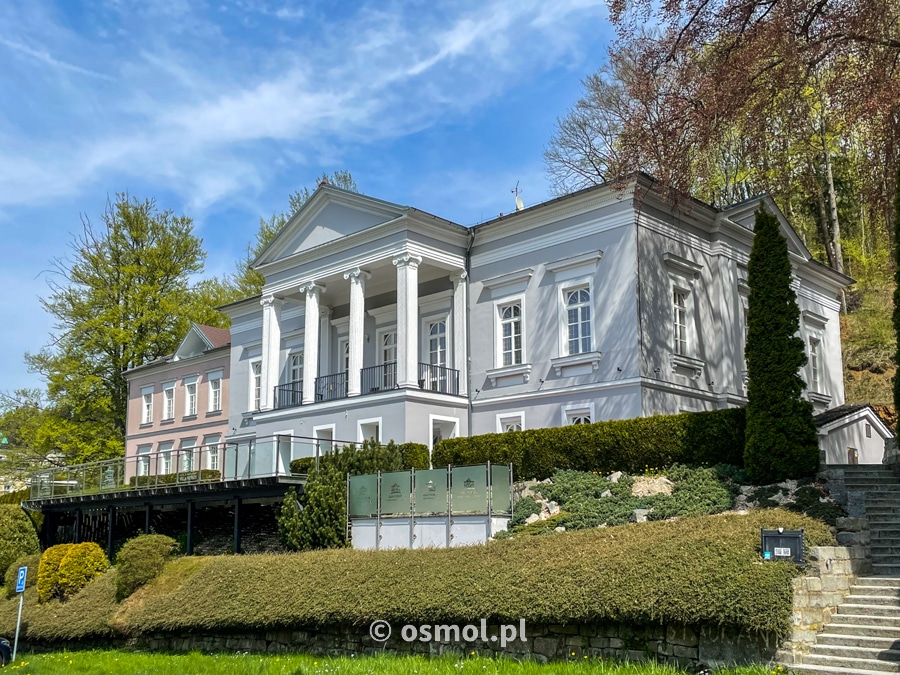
(744, 204, 819, 483)
(25, 195, 212, 459)
(232, 171, 357, 297)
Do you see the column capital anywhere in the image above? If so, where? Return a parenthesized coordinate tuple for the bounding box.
(392, 253, 422, 270)
(450, 270, 468, 284)
(319, 305, 333, 320)
(260, 294, 284, 309)
(299, 281, 325, 296)
(343, 267, 372, 282)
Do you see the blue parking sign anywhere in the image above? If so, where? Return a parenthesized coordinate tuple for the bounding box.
(15, 567, 26, 594)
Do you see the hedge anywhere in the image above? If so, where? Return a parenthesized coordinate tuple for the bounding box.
(4, 552, 40, 599)
(57, 542, 109, 600)
(289, 440, 430, 476)
(115, 534, 177, 601)
(433, 408, 746, 480)
(37, 544, 74, 603)
(0, 504, 40, 584)
(128, 470, 221, 487)
(0, 509, 830, 643)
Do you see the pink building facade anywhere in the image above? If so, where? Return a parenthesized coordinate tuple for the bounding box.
(124, 324, 231, 482)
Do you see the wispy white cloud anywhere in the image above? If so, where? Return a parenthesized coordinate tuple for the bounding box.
(0, 37, 115, 81)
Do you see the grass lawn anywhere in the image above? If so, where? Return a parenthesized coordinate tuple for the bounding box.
(4, 651, 781, 674)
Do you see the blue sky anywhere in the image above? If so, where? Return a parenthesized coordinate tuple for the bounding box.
(0, 0, 613, 394)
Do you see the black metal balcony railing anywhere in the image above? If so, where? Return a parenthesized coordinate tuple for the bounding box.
(274, 380, 303, 409)
(316, 372, 347, 402)
(361, 362, 397, 395)
(418, 362, 459, 395)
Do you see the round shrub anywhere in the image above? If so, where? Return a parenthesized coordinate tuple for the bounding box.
(57, 542, 109, 600)
(0, 504, 40, 583)
(4, 552, 41, 599)
(37, 543, 74, 603)
(115, 534, 177, 601)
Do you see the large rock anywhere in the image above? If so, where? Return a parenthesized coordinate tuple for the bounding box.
(631, 476, 675, 497)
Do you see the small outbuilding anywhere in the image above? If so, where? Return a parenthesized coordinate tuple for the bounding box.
(814, 403, 894, 465)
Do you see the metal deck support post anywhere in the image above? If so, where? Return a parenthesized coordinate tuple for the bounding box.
(232, 497, 242, 554)
(144, 504, 152, 534)
(74, 508, 83, 544)
(186, 501, 195, 555)
(106, 505, 116, 561)
(43, 511, 56, 548)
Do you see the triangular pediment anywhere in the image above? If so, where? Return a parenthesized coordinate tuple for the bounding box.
(254, 187, 407, 267)
(723, 196, 812, 261)
(174, 323, 214, 360)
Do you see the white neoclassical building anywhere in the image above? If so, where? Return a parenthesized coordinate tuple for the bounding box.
(219, 174, 856, 459)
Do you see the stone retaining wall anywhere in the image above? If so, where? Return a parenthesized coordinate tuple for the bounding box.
(119, 621, 776, 669)
(778, 520, 872, 664)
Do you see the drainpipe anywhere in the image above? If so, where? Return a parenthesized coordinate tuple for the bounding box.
(465, 227, 475, 438)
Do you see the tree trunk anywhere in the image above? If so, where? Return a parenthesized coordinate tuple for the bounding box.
(823, 150, 845, 274)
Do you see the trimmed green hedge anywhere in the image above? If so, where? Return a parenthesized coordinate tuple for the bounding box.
(0, 509, 829, 642)
(4, 552, 40, 599)
(128, 470, 221, 487)
(58, 542, 109, 600)
(115, 534, 177, 601)
(289, 441, 431, 475)
(433, 408, 746, 480)
(0, 504, 40, 584)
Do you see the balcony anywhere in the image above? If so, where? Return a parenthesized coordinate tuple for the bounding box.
(361, 362, 397, 395)
(274, 380, 303, 409)
(418, 362, 459, 395)
(315, 372, 347, 401)
(26, 435, 347, 502)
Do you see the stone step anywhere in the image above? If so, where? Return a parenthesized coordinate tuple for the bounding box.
(831, 614, 900, 628)
(871, 531, 900, 539)
(855, 578, 900, 587)
(801, 653, 900, 672)
(873, 565, 900, 576)
(810, 645, 900, 662)
(871, 547, 900, 557)
(839, 603, 900, 617)
(851, 585, 900, 597)
(790, 665, 900, 675)
(817, 634, 900, 650)
(819, 623, 900, 638)
(843, 594, 900, 607)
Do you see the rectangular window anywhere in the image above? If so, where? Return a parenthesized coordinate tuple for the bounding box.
(208, 373, 222, 412)
(180, 440, 195, 472)
(428, 320, 447, 367)
(141, 390, 153, 424)
(673, 289, 688, 356)
(203, 434, 221, 471)
(185, 382, 197, 416)
(566, 410, 592, 425)
(136, 445, 152, 477)
(497, 412, 525, 433)
(339, 339, 350, 372)
(251, 361, 262, 410)
(499, 303, 523, 366)
(380, 332, 397, 388)
(163, 384, 175, 420)
(565, 288, 591, 355)
(809, 338, 820, 391)
(158, 442, 173, 475)
(866, 424, 872, 439)
(289, 353, 303, 384)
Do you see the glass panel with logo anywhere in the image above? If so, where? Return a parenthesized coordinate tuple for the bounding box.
(379, 470, 412, 516)
(348, 474, 378, 517)
(451, 465, 488, 514)
(413, 468, 448, 516)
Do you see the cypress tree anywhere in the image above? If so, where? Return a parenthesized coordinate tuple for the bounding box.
(893, 164, 900, 438)
(744, 204, 819, 483)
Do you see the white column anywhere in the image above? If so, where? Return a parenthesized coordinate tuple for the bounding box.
(344, 267, 370, 396)
(260, 294, 283, 410)
(393, 253, 421, 388)
(300, 283, 324, 405)
(451, 271, 468, 396)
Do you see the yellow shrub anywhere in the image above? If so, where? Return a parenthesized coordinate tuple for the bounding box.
(57, 542, 109, 600)
(37, 544, 74, 603)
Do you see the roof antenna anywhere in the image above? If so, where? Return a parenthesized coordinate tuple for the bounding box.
(512, 181, 524, 211)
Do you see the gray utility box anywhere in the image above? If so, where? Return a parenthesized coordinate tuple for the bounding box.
(761, 528, 805, 564)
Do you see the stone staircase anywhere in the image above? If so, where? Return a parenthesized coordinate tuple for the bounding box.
(790, 466, 900, 674)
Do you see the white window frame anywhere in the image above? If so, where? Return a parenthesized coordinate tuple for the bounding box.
(184, 377, 198, 417)
(428, 414, 459, 454)
(136, 444, 152, 477)
(312, 424, 336, 456)
(207, 370, 223, 412)
(338, 338, 350, 373)
(423, 317, 449, 368)
(557, 277, 594, 357)
(158, 441, 174, 475)
(357, 417, 383, 444)
(180, 438, 196, 472)
(673, 287, 689, 356)
(141, 386, 154, 424)
(561, 402, 595, 427)
(494, 296, 525, 368)
(288, 352, 303, 384)
(496, 412, 525, 434)
(203, 434, 221, 471)
(162, 382, 175, 420)
(250, 360, 262, 411)
(377, 327, 398, 389)
(808, 337, 821, 393)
